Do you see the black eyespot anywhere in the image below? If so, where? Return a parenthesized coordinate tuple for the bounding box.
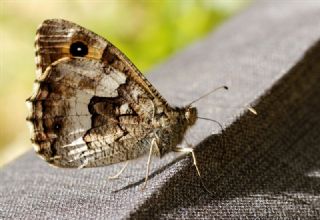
(70, 41, 88, 57)
(53, 122, 62, 132)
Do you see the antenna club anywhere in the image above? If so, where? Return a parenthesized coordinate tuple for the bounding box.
(186, 85, 228, 106)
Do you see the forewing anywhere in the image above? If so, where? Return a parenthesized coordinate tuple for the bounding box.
(27, 58, 158, 167)
(35, 19, 168, 106)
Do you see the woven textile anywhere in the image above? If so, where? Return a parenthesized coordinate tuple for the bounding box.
(1, 1, 320, 219)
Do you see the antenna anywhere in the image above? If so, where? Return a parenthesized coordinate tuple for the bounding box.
(197, 117, 223, 132)
(187, 86, 228, 107)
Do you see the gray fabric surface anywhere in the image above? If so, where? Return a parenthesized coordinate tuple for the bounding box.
(1, 0, 320, 219)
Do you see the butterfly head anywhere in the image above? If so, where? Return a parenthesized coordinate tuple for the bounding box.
(184, 106, 198, 126)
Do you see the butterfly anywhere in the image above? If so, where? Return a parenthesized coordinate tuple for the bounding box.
(26, 19, 221, 188)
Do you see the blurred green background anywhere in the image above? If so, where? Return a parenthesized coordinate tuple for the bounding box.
(0, 0, 250, 167)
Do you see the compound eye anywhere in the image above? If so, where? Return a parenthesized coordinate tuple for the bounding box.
(70, 41, 88, 57)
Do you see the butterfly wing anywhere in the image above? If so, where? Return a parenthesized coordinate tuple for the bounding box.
(34, 19, 167, 106)
(27, 19, 172, 168)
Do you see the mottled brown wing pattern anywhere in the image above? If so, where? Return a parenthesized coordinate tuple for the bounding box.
(34, 19, 167, 106)
(27, 19, 197, 169)
(28, 57, 158, 167)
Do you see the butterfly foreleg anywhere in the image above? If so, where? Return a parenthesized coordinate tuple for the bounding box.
(108, 161, 129, 180)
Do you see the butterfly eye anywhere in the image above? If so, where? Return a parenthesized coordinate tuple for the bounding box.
(70, 41, 88, 57)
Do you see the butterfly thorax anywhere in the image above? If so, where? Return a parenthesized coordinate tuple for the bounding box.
(153, 106, 197, 157)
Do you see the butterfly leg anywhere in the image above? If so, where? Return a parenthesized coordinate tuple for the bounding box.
(142, 137, 157, 190)
(108, 161, 129, 180)
(174, 147, 213, 195)
(173, 147, 201, 177)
